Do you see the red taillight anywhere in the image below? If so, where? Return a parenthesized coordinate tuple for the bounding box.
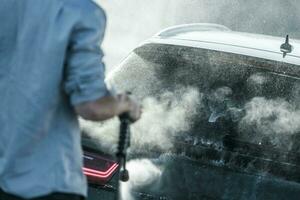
(83, 163, 119, 178)
(83, 151, 119, 184)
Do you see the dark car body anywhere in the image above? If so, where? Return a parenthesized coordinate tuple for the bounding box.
(85, 24, 300, 200)
(82, 138, 119, 200)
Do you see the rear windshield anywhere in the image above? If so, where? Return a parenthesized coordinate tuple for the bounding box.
(110, 43, 300, 158)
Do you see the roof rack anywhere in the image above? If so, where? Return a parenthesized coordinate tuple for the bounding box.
(156, 23, 231, 38)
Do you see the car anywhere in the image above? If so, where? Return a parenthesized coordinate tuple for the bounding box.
(84, 23, 300, 200)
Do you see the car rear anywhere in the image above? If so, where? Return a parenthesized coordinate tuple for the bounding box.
(107, 25, 300, 199)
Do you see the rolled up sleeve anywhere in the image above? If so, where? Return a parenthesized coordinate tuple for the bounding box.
(64, 4, 110, 106)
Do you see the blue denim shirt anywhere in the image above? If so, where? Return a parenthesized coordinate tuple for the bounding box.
(0, 0, 109, 198)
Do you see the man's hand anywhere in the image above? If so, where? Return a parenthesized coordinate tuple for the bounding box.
(117, 94, 142, 122)
(75, 93, 142, 122)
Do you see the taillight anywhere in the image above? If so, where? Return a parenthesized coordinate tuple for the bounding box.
(83, 151, 119, 184)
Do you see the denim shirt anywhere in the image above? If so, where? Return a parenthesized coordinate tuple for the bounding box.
(0, 0, 109, 198)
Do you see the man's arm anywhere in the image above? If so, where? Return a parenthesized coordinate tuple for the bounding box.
(64, 3, 141, 122)
(75, 94, 141, 122)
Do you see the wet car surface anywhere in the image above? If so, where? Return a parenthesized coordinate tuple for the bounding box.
(85, 24, 300, 200)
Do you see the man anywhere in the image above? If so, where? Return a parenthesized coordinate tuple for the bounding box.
(0, 0, 141, 199)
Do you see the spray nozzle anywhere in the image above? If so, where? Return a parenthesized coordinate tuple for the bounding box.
(120, 169, 129, 182)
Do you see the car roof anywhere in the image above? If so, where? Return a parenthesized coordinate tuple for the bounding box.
(144, 23, 300, 66)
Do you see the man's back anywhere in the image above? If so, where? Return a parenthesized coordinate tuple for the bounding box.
(0, 0, 109, 198)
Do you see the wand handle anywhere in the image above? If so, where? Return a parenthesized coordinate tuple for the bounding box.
(117, 113, 131, 182)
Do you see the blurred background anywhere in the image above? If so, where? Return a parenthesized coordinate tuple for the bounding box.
(95, 0, 300, 72)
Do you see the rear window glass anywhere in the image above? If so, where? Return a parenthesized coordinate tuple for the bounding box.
(109, 43, 300, 180)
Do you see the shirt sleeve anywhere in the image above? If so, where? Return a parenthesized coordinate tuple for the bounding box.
(64, 3, 110, 106)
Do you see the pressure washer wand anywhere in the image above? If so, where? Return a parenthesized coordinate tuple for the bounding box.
(116, 112, 131, 182)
